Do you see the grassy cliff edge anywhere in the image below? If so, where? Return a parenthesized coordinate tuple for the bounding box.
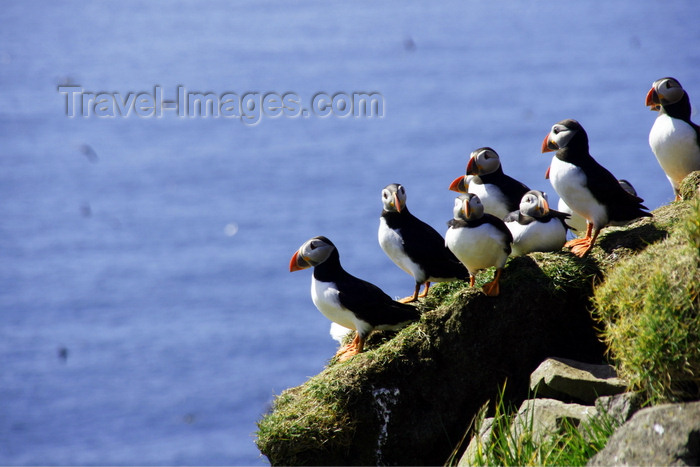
(256, 172, 700, 466)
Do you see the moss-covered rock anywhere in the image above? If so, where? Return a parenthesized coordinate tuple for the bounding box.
(593, 191, 700, 402)
(258, 257, 609, 464)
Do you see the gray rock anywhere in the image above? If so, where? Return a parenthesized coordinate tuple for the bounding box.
(458, 416, 494, 466)
(513, 398, 597, 444)
(530, 357, 627, 404)
(588, 401, 700, 466)
(594, 392, 644, 425)
(459, 399, 597, 465)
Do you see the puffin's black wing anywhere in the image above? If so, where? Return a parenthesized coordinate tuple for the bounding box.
(547, 208, 571, 220)
(394, 211, 469, 280)
(543, 208, 574, 230)
(579, 155, 651, 222)
(483, 214, 514, 243)
(482, 168, 531, 212)
(335, 271, 420, 327)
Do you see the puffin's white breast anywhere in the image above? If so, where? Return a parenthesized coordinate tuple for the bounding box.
(649, 114, 700, 188)
(469, 179, 510, 219)
(506, 218, 567, 256)
(549, 156, 608, 228)
(378, 217, 424, 282)
(311, 278, 358, 330)
(446, 223, 509, 273)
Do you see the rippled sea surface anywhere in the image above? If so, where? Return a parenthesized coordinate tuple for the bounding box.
(1, 1, 698, 464)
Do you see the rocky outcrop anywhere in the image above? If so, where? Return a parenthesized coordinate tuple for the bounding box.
(588, 401, 700, 466)
(530, 357, 627, 404)
(594, 391, 644, 426)
(512, 398, 597, 443)
(256, 254, 607, 465)
(459, 357, 631, 466)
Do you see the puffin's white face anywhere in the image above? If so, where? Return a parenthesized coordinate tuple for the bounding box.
(652, 77, 684, 106)
(467, 148, 501, 175)
(519, 190, 549, 218)
(290, 236, 335, 271)
(381, 183, 407, 212)
(454, 193, 484, 221)
(546, 123, 577, 150)
(452, 196, 463, 219)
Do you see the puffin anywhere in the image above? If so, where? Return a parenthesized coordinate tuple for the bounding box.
(378, 183, 469, 302)
(445, 193, 513, 297)
(558, 179, 637, 234)
(645, 77, 700, 200)
(290, 236, 420, 361)
(449, 147, 531, 219)
(542, 119, 651, 257)
(504, 190, 571, 256)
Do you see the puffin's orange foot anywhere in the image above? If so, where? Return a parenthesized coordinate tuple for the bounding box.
(336, 348, 360, 362)
(569, 240, 593, 257)
(571, 243, 593, 258)
(481, 280, 500, 297)
(399, 283, 426, 303)
(398, 295, 417, 304)
(564, 237, 589, 249)
(335, 343, 355, 357)
(335, 333, 360, 357)
(481, 269, 502, 297)
(417, 282, 430, 299)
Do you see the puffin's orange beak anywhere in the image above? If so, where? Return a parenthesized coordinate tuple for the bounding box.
(645, 87, 660, 111)
(466, 157, 477, 175)
(463, 198, 470, 218)
(449, 175, 468, 193)
(542, 133, 555, 153)
(289, 251, 309, 272)
(540, 197, 550, 215)
(393, 192, 402, 213)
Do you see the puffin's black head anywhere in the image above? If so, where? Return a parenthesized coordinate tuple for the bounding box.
(289, 236, 337, 271)
(646, 77, 686, 110)
(541, 119, 588, 153)
(453, 193, 484, 222)
(381, 183, 407, 213)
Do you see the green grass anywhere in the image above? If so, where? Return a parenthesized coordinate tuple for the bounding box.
(456, 383, 621, 466)
(593, 195, 700, 403)
(255, 372, 356, 466)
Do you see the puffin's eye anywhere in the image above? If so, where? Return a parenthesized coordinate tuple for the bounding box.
(553, 127, 560, 135)
(309, 242, 317, 250)
(382, 192, 388, 199)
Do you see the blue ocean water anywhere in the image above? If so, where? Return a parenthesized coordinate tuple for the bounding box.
(0, 1, 698, 464)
